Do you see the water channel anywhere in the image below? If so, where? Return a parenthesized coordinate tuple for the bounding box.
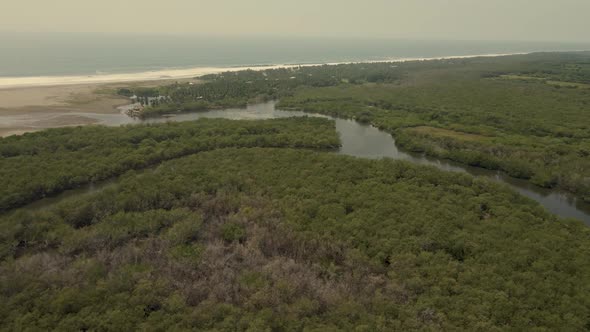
(18, 101, 590, 225)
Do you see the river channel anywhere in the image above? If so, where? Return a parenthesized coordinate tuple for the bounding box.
(20, 101, 590, 224)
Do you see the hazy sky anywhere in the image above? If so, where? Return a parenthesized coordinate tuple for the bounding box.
(2, 0, 589, 42)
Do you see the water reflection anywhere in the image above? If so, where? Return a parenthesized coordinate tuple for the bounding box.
(15, 101, 590, 224)
(333, 117, 590, 224)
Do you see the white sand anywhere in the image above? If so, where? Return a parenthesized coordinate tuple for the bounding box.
(0, 53, 525, 90)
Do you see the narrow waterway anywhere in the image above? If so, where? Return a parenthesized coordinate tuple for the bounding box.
(20, 101, 590, 224)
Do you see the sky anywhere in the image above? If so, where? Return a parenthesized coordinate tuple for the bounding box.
(2, 0, 589, 42)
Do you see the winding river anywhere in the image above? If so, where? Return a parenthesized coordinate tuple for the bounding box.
(21, 101, 590, 225)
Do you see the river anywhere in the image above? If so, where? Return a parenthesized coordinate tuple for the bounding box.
(21, 101, 590, 225)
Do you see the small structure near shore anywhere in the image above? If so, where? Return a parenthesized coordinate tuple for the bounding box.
(117, 102, 144, 118)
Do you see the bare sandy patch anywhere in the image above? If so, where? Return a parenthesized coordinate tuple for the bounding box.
(0, 78, 201, 136)
(0, 84, 127, 114)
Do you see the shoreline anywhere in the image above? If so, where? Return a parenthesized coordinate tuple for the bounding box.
(0, 77, 205, 137)
(0, 52, 526, 137)
(0, 53, 526, 90)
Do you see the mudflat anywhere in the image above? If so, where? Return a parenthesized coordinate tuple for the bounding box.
(0, 79, 198, 137)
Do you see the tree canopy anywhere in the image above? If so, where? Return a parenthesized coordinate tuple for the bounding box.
(1, 148, 588, 330)
(120, 52, 590, 201)
(0, 117, 338, 211)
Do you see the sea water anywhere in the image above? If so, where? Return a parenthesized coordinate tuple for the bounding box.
(2, 32, 588, 79)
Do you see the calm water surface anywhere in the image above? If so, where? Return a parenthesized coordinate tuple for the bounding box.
(21, 102, 590, 225)
(3, 35, 589, 77)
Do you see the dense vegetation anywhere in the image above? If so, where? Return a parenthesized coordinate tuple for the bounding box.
(0, 118, 339, 211)
(118, 52, 590, 201)
(2, 52, 589, 330)
(118, 63, 402, 118)
(277, 53, 590, 201)
(1, 148, 588, 330)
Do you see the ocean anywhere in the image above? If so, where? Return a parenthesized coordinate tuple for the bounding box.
(1, 32, 589, 80)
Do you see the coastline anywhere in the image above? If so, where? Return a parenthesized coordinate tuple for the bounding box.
(0, 52, 525, 137)
(0, 53, 526, 90)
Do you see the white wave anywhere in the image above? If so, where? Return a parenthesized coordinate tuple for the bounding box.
(0, 53, 525, 89)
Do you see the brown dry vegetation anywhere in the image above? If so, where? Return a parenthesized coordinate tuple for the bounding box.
(1, 148, 589, 330)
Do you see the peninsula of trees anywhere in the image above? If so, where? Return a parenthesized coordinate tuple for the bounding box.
(120, 52, 590, 202)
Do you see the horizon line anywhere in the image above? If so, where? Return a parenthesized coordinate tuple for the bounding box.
(1, 31, 589, 45)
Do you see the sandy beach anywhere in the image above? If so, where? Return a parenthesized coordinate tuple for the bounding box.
(0, 53, 523, 137)
(0, 79, 200, 137)
(0, 53, 523, 90)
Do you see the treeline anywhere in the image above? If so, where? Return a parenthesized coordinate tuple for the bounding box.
(1, 148, 588, 330)
(118, 63, 403, 118)
(277, 52, 590, 202)
(0, 118, 339, 211)
(114, 53, 590, 200)
(476, 52, 590, 84)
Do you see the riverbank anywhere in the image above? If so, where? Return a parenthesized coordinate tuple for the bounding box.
(3, 52, 589, 217)
(0, 78, 200, 137)
(3, 100, 589, 223)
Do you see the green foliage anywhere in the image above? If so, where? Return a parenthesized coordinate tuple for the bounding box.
(169, 244, 202, 268)
(166, 217, 201, 245)
(221, 222, 246, 243)
(1, 148, 589, 330)
(2, 52, 590, 330)
(124, 52, 590, 200)
(135, 63, 403, 117)
(116, 88, 133, 97)
(0, 117, 339, 211)
(277, 52, 590, 201)
(123, 87, 160, 97)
